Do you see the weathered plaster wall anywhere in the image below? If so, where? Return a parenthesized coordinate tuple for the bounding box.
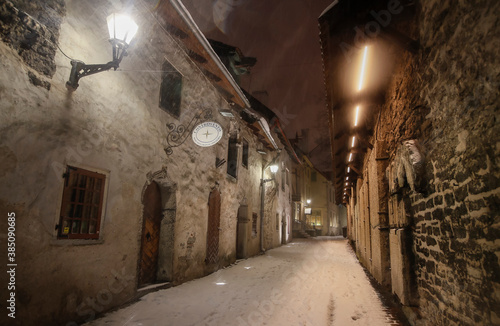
(347, 0, 500, 325)
(262, 149, 292, 249)
(0, 0, 288, 324)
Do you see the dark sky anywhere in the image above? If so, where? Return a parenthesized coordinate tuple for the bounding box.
(181, 0, 335, 171)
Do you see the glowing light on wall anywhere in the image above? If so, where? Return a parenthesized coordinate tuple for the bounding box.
(351, 136, 356, 148)
(348, 153, 353, 162)
(358, 46, 368, 91)
(347, 167, 350, 173)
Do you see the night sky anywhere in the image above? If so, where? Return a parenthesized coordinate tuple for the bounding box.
(181, 0, 335, 172)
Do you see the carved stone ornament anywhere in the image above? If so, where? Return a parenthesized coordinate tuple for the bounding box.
(141, 166, 177, 204)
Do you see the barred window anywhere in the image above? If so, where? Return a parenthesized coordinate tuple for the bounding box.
(58, 166, 106, 239)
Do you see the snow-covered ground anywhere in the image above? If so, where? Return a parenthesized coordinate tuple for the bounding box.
(85, 237, 401, 326)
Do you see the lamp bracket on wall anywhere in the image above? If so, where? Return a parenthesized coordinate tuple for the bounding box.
(66, 59, 121, 90)
(66, 13, 138, 90)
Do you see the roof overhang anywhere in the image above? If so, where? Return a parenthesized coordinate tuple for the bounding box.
(318, 0, 417, 204)
(152, 0, 286, 151)
(154, 0, 251, 110)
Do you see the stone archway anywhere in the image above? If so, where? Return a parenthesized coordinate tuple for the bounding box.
(138, 167, 177, 286)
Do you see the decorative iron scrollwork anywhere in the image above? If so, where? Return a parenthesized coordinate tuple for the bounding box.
(164, 108, 213, 155)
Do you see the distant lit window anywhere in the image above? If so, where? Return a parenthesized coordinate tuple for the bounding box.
(159, 60, 182, 118)
(58, 166, 106, 239)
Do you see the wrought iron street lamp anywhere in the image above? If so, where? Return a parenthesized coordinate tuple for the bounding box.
(66, 13, 138, 90)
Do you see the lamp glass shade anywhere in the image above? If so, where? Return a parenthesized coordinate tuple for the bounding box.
(269, 165, 279, 173)
(107, 13, 138, 45)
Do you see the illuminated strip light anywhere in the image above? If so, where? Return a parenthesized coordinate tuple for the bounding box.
(351, 136, 356, 148)
(347, 167, 350, 173)
(358, 46, 368, 91)
(346, 177, 349, 180)
(348, 153, 353, 162)
(354, 106, 360, 126)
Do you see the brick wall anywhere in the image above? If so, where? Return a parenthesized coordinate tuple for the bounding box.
(0, 0, 64, 79)
(375, 0, 500, 324)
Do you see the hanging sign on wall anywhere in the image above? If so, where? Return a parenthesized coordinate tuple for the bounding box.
(192, 121, 223, 147)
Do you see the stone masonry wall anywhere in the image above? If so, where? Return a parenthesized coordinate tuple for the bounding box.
(373, 0, 500, 325)
(0, 0, 287, 324)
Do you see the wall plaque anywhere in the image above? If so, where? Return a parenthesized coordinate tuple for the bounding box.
(192, 122, 223, 147)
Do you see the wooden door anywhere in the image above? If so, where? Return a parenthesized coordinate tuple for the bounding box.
(139, 182, 162, 286)
(206, 189, 221, 264)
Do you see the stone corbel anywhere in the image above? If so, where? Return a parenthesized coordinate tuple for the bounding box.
(387, 140, 424, 194)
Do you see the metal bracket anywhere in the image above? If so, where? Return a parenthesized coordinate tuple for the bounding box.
(66, 40, 128, 90)
(66, 60, 119, 90)
(164, 108, 213, 155)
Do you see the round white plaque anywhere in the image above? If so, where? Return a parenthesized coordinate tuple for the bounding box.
(192, 122, 223, 147)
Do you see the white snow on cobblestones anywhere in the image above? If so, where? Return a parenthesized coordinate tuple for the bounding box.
(85, 237, 397, 326)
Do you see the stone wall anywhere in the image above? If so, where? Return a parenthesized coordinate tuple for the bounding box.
(0, 0, 290, 324)
(353, 0, 500, 325)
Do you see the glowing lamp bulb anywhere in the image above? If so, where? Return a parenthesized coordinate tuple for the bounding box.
(107, 13, 138, 45)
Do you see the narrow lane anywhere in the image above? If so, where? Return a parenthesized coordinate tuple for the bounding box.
(85, 237, 403, 326)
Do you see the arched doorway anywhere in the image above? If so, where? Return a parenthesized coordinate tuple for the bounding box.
(206, 189, 221, 264)
(138, 181, 162, 286)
